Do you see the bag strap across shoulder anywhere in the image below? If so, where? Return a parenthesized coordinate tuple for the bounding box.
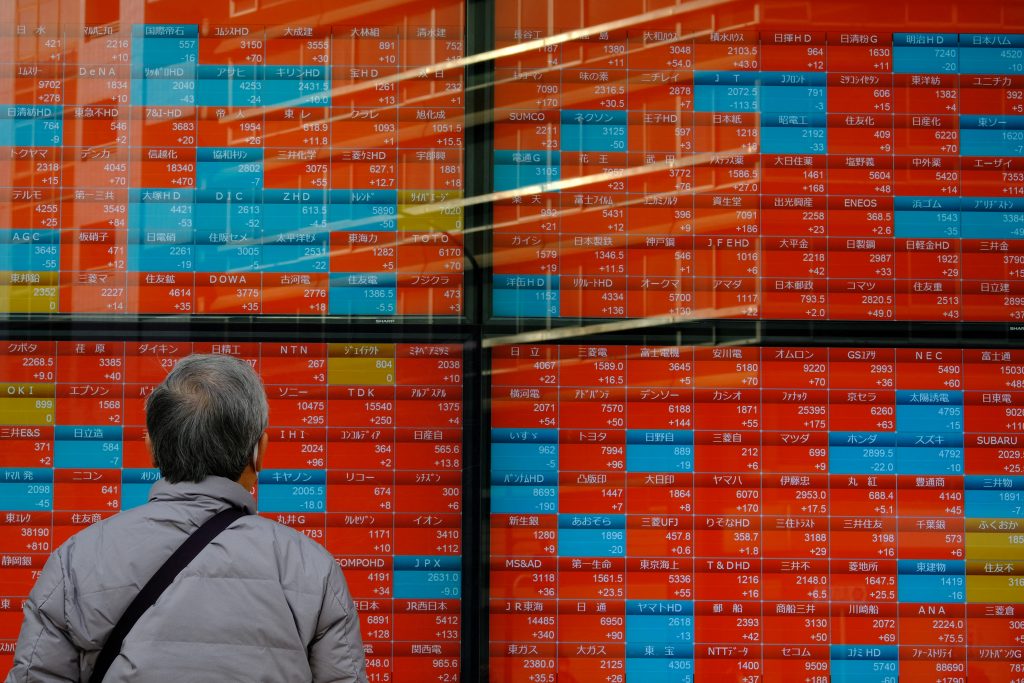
(88, 506, 250, 683)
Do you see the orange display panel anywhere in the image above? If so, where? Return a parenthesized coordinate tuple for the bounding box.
(0, 1, 464, 316)
(492, 0, 1024, 322)
(490, 343, 1024, 682)
(0, 340, 463, 681)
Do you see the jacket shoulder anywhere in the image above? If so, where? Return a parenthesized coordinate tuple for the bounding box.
(57, 502, 158, 559)
(229, 514, 341, 584)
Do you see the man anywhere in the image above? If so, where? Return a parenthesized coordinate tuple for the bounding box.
(6, 354, 368, 682)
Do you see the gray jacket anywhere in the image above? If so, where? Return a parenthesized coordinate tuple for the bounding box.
(5, 477, 368, 683)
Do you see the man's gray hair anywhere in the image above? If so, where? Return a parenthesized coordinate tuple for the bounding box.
(145, 353, 269, 483)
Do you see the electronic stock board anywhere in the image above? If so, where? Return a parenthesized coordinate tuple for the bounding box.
(0, 339, 464, 681)
(0, 1, 467, 680)
(492, 1, 1024, 323)
(2, 1, 1024, 682)
(0, 1, 465, 317)
(491, 343, 1024, 682)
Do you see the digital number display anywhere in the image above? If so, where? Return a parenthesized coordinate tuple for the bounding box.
(0, 340, 463, 681)
(491, 344, 1023, 682)
(492, 1, 1024, 322)
(0, 2, 464, 316)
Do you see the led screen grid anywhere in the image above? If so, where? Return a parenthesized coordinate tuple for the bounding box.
(490, 344, 1024, 682)
(0, 340, 463, 681)
(0, 8, 464, 316)
(492, 17, 1024, 321)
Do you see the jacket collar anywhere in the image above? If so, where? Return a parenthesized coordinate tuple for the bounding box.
(148, 476, 256, 513)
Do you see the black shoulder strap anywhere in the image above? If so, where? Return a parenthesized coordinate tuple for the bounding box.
(88, 506, 250, 683)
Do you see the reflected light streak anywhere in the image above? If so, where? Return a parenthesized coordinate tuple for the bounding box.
(482, 309, 763, 348)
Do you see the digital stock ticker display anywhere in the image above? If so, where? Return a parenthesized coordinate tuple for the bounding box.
(2, 0, 1024, 682)
(0, 340, 464, 681)
(0, 3, 465, 316)
(491, 344, 1024, 682)
(492, 3, 1024, 322)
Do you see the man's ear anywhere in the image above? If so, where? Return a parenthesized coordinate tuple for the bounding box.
(144, 433, 155, 465)
(254, 432, 268, 472)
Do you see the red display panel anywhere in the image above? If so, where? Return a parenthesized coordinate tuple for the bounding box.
(492, 0, 1024, 322)
(490, 344, 1024, 682)
(0, 1, 464, 316)
(0, 340, 463, 681)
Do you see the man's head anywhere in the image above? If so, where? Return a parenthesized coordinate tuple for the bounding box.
(145, 353, 269, 484)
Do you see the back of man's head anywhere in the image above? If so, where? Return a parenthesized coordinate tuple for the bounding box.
(145, 353, 269, 483)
